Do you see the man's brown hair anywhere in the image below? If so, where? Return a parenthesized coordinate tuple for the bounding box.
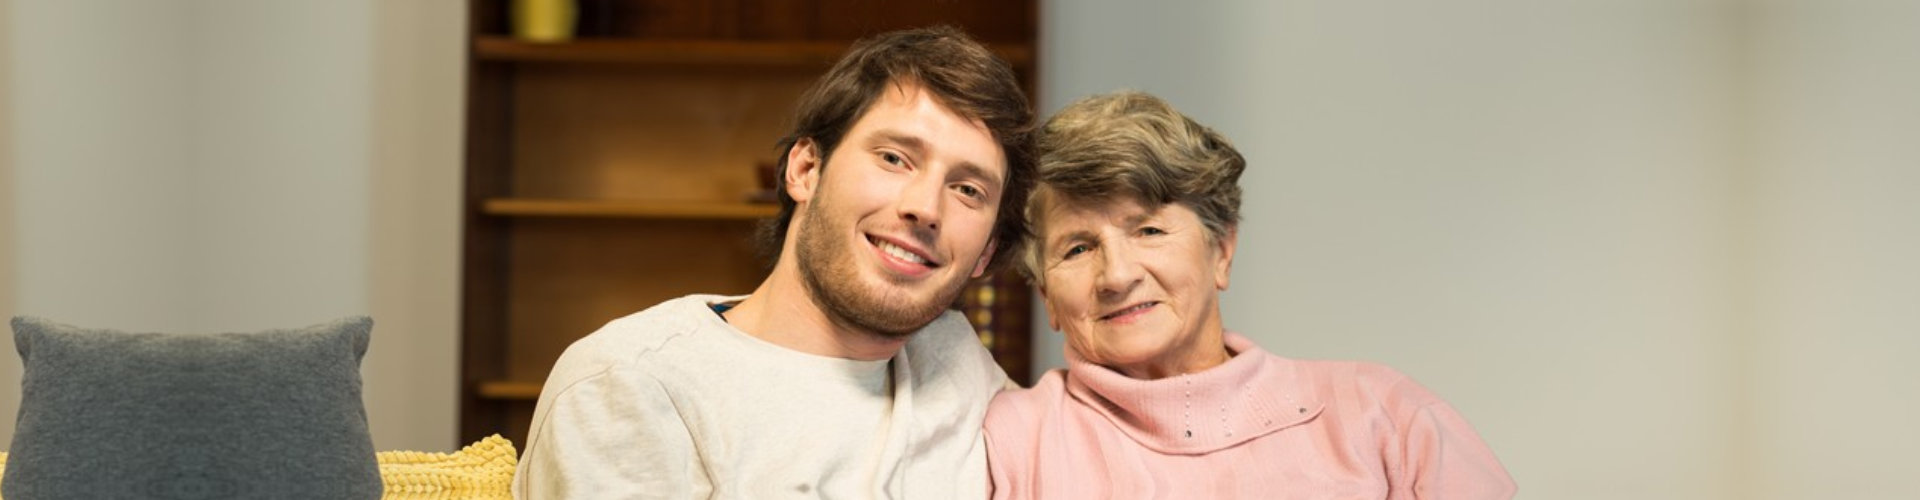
(758, 25, 1035, 273)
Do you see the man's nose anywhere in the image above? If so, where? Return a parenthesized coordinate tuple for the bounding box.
(896, 172, 943, 231)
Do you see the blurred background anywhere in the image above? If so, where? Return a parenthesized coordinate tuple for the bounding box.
(3, 1, 1917, 498)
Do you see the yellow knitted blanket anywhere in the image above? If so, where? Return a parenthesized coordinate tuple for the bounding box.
(0, 434, 517, 500)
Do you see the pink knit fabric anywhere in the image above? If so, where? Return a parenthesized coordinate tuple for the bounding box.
(985, 333, 1515, 499)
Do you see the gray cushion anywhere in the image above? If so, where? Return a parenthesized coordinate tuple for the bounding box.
(3, 316, 381, 500)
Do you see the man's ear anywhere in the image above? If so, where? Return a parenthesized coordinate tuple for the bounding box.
(969, 238, 997, 278)
(784, 138, 823, 203)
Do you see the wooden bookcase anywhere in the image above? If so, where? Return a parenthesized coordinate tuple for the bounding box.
(459, 0, 1038, 446)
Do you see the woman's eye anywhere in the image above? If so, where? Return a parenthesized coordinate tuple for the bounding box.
(880, 152, 904, 166)
(1062, 244, 1089, 259)
(956, 184, 985, 200)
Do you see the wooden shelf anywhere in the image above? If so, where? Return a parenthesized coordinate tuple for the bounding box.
(483, 198, 779, 220)
(474, 37, 1033, 69)
(475, 381, 543, 401)
(460, 0, 1040, 446)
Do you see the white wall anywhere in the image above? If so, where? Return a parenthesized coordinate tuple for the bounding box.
(364, 0, 465, 454)
(9, 0, 201, 332)
(0, 0, 15, 447)
(1743, 1, 1920, 498)
(5, 0, 203, 448)
(1, 0, 463, 452)
(1036, 1, 1911, 499)
(182, 1, 372, 330)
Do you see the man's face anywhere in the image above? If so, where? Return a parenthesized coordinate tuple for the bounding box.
(787, 82, 1007, 337)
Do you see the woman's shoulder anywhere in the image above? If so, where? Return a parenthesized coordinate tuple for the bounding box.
(985, 370, 1074, 433)
(1283, 357, 1445, 412)
(1287, 357, 1409, 383)
(984, 371, 1074, 496)
(1229, 333, 1430, 404)
(989, 369, 1068, 413)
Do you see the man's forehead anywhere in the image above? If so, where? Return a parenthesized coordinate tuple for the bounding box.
(850, 83, 1008, 181)
(867, 80, 997, 136)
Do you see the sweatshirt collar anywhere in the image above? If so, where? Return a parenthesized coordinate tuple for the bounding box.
(1063, 332, 1324, 454)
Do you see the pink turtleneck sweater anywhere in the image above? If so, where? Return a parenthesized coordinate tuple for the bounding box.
(984, 333, 1515, 499)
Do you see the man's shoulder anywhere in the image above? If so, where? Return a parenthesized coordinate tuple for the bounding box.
(903, 310, 1002, 368)
(545, 294, 738, 383)
(900, 308, 1008, 390)
(903, 309, 988, 354)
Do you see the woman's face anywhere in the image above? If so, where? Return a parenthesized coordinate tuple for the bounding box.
(1036, 195, 1237, 379)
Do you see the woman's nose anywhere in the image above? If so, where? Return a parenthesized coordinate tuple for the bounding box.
(1095, 242, 1143, 297)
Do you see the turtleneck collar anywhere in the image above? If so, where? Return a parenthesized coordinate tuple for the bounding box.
(1063, 332, 1325, 455)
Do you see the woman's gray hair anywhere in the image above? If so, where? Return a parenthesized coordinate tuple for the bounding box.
(1021, 91, 1246, 282)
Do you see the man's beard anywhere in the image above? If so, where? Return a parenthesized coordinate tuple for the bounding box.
(794, 195, 965, 338)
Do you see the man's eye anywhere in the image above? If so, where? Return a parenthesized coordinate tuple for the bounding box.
(880, 152, 904, 166)
(956, 184, 985, 200)
(1140, 226, 1166, 236)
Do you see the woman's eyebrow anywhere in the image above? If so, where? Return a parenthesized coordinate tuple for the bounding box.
(1049, 229, 1097, 250)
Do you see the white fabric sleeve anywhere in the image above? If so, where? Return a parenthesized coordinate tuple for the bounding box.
(514, 369, 699, 500)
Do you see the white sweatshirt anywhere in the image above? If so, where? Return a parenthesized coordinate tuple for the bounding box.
(513, 294, 1009, 499)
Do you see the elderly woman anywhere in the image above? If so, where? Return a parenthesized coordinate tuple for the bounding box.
(985, 92, 1516, 499)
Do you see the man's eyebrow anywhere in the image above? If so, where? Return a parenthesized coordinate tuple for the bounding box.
(871, 130, 928, 155)
(953, 161, 1003, 189)
(872, 130, 1004, 187)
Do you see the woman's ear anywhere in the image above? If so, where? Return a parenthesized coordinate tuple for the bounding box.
(784, 138, 823, 203)
(1037, 284, 1063, 332)
(1213, 225, 1238, 291)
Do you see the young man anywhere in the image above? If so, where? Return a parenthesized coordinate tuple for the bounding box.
(513, 26, 1035, 499)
